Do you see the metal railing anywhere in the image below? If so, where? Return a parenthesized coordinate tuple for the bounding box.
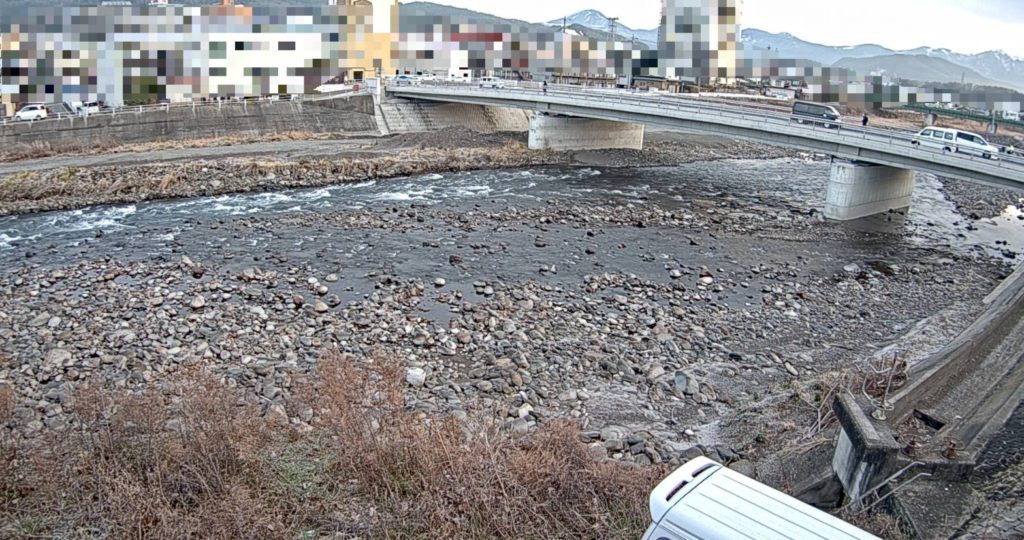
(387, 82, 1024, 176)
(1, 88, 373, 128)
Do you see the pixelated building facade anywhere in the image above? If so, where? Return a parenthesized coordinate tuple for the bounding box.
(0, 0, 398, 114)
(2, 0, 1021, 117)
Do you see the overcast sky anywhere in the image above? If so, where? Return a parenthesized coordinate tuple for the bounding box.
(403, 0, 1024, 57)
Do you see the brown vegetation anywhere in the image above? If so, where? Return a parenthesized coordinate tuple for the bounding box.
(0, 131, 333, 163)
(0, 145, 562, 215)
(0, 354, 660, 539)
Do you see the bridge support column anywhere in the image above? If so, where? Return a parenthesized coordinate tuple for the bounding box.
(528, 115, 644, 151)
(824, 162, 915, 221)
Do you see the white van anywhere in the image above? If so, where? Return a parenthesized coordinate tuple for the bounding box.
(912, 127, 1000, 160)
(74, 101, 101, 115)
(643, 457, 879, 540)
(14, 104, 48, 121)
(479, 76, 505, 89)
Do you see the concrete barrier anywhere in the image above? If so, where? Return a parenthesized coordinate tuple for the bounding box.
(0, 95, 378, 151)
(528, 115, 644, 151)
(824, 162, 916, 220)
(377, 100, 530, 134)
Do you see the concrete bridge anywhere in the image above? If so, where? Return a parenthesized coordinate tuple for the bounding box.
(388, 84, 1024, 220)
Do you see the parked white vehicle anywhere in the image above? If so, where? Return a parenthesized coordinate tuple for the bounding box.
(14, 104, 48, 121)
(73, 101, 101, 115)
(478, 76, 505, 89)
(642, 457, 879, 540)
(392, 74, 419, 87)
(912, 127, 1000, 160)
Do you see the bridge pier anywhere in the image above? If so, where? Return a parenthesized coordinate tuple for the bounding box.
(824, 162, 916, 221)
(528, 114, 644, 151)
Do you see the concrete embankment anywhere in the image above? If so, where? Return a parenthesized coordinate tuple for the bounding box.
(0, 95, 379, 152)
(0, 95, 534, 156)
(377, 100, 530, 134)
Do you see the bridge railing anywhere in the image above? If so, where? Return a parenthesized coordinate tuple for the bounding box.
(389, 82, 1024, 174)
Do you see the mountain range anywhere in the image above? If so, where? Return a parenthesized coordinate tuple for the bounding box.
(553, 9, 1023, 91)
(546, 10, 659, 48)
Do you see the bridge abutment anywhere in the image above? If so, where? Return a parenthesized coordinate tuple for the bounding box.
(528, 115, 644, 151)
(824, 162, 916, 220)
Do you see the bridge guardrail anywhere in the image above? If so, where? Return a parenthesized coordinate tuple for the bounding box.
(388, 83, 1024, 175)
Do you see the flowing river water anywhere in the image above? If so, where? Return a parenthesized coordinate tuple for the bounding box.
(2, 156, 1023, 466)
(1, 158, 1022, 263)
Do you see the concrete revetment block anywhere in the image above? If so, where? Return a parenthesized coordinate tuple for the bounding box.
(528, 115, 644, 151)
(825, 162, 916, 221)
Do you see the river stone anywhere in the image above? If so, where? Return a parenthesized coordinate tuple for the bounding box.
(675, 371, 699, 395)
(405, 367, 426, 387)
(45, 349, 72, 367)
(190, 295, 206, 309)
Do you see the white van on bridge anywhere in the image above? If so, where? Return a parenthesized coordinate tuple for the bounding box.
(912, 127, 1000, 160)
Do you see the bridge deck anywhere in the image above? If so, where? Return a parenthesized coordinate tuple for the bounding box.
(389, 84, 1024, 190)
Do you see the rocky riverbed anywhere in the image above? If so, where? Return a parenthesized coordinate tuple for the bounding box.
(2, 159, 1021, 474)
(0, 130, 797, 216)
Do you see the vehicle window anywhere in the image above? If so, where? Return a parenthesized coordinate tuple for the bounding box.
(957, 133, 975, 143)
(921, 130, 933, 137)
(932, 131, 944, 139)
(944, 133, 954, 141)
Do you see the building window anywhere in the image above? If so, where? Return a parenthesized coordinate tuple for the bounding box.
(210, 67, 227, 77)
(234, 41, 246, 51)
(279, 41, 296, 51)
(210, 42, 227, 59)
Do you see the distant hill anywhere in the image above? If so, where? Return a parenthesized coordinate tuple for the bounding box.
(547, 9, 658, 48)
(742, 29, 1024, 91)
(399, 1, 548, 31)
(832, 54, 1009, 88)
(740, 29, 890, 65)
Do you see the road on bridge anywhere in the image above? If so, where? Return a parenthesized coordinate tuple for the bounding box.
(389, 82, 1024, 191)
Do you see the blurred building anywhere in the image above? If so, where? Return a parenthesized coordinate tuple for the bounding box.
(659, 0, 742, 83)
(0, 0, 397, 113)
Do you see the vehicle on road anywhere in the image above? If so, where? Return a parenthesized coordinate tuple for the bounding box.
(478, 76, 505, 89)
(791, 101, 841, 129)
(73, 101, 101, 115)
(393, 74, 419, 87)
(642, 457, 879, 540)
(912, 127, 1000, 160)
(14, 104, 48, 121)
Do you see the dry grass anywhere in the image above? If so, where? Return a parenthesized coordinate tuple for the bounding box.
(0, 354, 660, 539)
(0, 132, 332, 163)
(0, 145, 560, 215)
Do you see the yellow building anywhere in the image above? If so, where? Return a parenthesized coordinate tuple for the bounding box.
(338, 0, 398, 80)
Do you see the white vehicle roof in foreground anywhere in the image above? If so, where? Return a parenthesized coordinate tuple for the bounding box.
(649, 457, 879, 540)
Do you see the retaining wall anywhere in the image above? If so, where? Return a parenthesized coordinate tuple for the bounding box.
(378, 100, 530, 134)
(0, 95, 379, 151)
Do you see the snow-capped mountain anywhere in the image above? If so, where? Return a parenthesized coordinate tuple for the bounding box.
(740, 29, 891, 65)
(742, 29, 1024, 91)
(547, 10, 659, 48)
(901, 48, 1024, 90)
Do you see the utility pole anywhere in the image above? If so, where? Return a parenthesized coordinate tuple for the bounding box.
(562, 16, 567, 33)
(608, 17, 619, 41)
